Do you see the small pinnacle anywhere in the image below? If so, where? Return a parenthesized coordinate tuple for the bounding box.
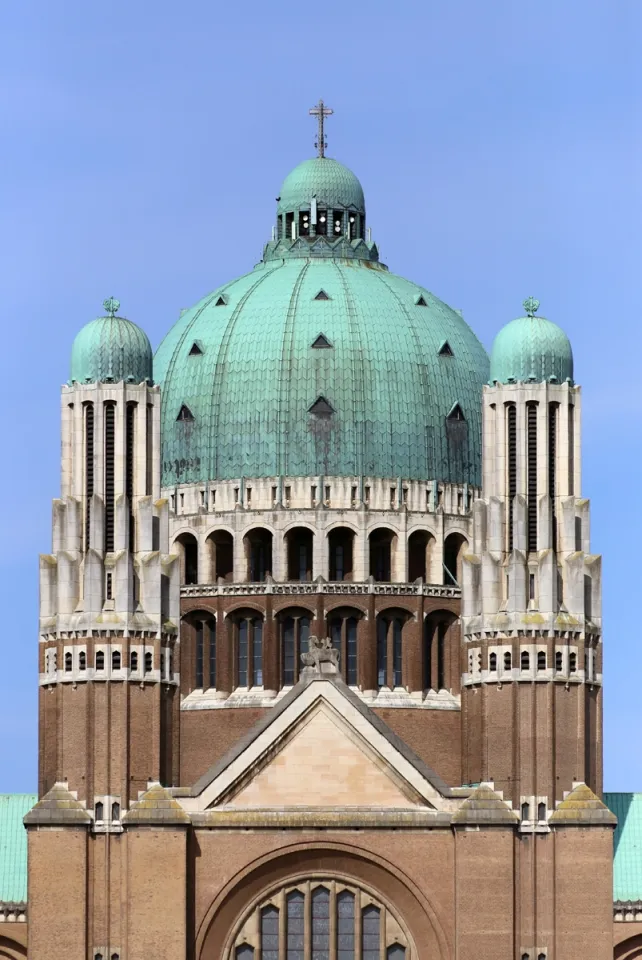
(523, 296, 539, 317)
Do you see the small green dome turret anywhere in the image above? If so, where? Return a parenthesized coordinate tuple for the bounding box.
(70, 298, 153, 385)
(490, 297, 573, 385)
(277, 157, 365, 220)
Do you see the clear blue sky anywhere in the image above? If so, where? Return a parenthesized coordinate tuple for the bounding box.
(1, 0, 640, 792)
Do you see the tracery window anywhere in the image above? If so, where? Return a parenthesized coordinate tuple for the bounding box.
(228, 879, 411, 959)
(234, 615, 264, 687)
(281, 615, 310, 686)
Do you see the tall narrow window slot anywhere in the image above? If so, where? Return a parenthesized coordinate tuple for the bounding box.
(548, 402, 558, 550)
(195, 622, 204, 688)
(84, 403, 94, 551)
(527, 402, 537, 552)
(507, 403, 517, 551)
(568, 403, 575, 496)
(208, 620, 216, 689)
(126, 402, 136, 550)
(104, 402, 116, 553)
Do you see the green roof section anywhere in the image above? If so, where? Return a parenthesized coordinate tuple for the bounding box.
(0, 794, 36, 903)
(154, 257, 489, 486)
(489, 297, 573, 385)
(70, 298, 153, 385)
(277, 157, 365, 217)
(605, 792, 642, 902)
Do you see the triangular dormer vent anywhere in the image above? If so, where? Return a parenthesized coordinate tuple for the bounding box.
(309, 396, 334, 417)
(314, 290, 331, 301)
(215, 295, 227, 307)
(189, 342, 203, 356)
(415, 295, 428, 306)
(438, 341, 453, 357)
(311, 333, 333, 349)
(447, 403, 465, 421)
(176, 404, 195, 422)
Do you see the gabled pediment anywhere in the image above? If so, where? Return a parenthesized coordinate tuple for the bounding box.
(180, 678, 452, 814)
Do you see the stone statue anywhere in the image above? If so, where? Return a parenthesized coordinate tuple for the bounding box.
(301, 634, 339, 677)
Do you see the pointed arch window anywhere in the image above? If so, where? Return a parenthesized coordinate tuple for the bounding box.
(362, 905, 381, 960)
(64, 652, 72, 672)
(112, 650, 121, 671)
(79, 651, 86, 671)
(260, 905, 278, 960)
(286, 890, 305, 960)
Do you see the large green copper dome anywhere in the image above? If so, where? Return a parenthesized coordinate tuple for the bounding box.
(155, 159, 489, 486)
(490, 297, 573, 384)
(71, 299, 153, 385)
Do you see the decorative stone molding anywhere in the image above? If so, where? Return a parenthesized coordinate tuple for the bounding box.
(181, 580, 460, 599)
(614, 902, 642, 922)
(0, 903, 27, 923)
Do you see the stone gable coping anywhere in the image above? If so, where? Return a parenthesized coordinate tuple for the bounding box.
(451, 783, 519, 826)
(549, 782, 617, 826)
(189, 808, 454, 829)
(122, 783, 190, 826)
(23, 782, 91, 826)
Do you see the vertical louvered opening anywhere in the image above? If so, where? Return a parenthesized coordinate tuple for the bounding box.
(146, 403, 153, 496)
(126, 402, 136, 551)
(84, 403, 94, 552)
(527, 402, 538, 553)
(104, 402, 115, 553)
(507, 403, 517, 551)
(549, 402, 558, 551)
(568, 403, 575, 496)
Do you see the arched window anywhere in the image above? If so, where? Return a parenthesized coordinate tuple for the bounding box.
(287, 890, 305, 960)
(328, 527, 354, 581)
(144, 651, 153, 673)
(327, 612, 359, 686)
(95, 650, 105, 671)
(95, 801, 104, 821)
(260, 903, 278, 960)
(489, 652, 497, 672)
(376, 617, 387, 687)
(443, 533, 467, 586)
(285, 527, 313, 581)
(245, 528, 272, 582)
(504, 650, 512, 671)
(130, 650, 138, 672)
(362, 904, 381, 960)
(311, 887, 330, 956)
(424, 612, 453, 691)
(569, 652, 577, 673)
(111, 801, 120, 821)
(207, 530, 234, 582)
(408, 530, 434, 582)
(208, 619, 217, 689)
(537, 650, 546, 671)
(521, 650, 530, 671)
(392, 619, 403, 687)
(195, 622, 204, 688)
(235, 948, 254, 960)
(281, 614, 310, 686)
(65, 652, 72, 672)
(175, 533, 198, 585)
(555, 650, 563, 672)
(235, 615, 264, 688)
(229, 879, 409, 960)
(112, 650, 121, 671)
(337, 890, 355, 960)
(79, 651, 86, 671)
(369, 529, 394, 582)
(521, 801, 530, 821)
(537, 802, 546, 821)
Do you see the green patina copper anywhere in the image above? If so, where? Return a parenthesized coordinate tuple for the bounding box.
(154, 255, 489, 485)
(0, 794, 36, 902)
(277, 157, 365, 218)
(489, 298, 573, 385)
(605, 792, 642, 902)
(70, 300, 153, 385)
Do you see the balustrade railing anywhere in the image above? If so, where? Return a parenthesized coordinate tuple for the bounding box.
(181, 580, 460, 599)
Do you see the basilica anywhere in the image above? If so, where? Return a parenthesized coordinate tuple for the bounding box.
(1, 106, 642, 960)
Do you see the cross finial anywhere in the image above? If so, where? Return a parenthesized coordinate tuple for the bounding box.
(103, 297, 120, 317)
(309, 99, 333, 158)
(523, 296, 540, 317)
